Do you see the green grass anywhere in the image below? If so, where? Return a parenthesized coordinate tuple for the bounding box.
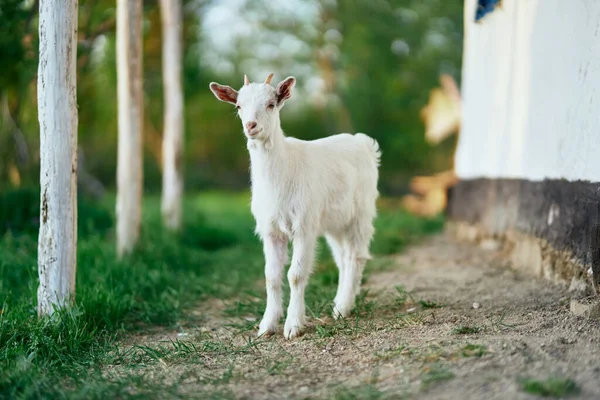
(461, 344, 487, 358)
(451, 325, 483, 335)
(419, 300, 442, 309)
(519, 377, 580, 397)
(421, 364, 455, 391)
(0, 190, 443, 398)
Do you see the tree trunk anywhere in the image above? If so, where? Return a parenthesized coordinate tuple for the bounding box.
(37, 0, 78, 316)
(160, 0, 184, 231)
(116, 0, 143, 257)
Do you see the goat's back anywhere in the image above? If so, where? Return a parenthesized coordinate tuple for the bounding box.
(284, 132, 380, 235)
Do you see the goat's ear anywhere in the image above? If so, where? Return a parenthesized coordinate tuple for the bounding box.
(209, 82, 238, 105)
(276, 76, 296, 105)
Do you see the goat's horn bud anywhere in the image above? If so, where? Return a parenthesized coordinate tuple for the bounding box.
(265, 73, 274, 85)
(244, 74, 250, 86)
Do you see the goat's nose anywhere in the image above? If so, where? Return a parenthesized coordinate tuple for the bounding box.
(245, 121, 257, 131)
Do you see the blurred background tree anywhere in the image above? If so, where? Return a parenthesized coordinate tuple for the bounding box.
(0, 0, 463, 196)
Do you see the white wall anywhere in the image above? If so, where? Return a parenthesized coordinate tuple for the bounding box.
(455, 0, 600, 182)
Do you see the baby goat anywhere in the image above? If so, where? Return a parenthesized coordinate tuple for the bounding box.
(209, 74, 381, 339)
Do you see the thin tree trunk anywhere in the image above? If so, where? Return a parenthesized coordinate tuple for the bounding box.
(160, 0, 184, 231)
(37, 0, 78, 316)
(116, 0, 143, 257)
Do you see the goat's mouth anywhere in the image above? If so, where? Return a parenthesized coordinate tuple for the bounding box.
(246, 128, 263, 138)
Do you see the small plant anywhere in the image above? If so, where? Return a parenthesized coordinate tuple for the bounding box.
(421, 364, 455, 390)
(315, 323, 337, 338)
(419, 300, 442, 309)
(487, 311, 517, 330)
(452, 325, 482, 335)
(393, 285, 415, 306)
(461, 344, 487, 358)
(519, 377, 580, 397)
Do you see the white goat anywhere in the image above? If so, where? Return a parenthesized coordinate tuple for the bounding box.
(209, 74, 381, 339)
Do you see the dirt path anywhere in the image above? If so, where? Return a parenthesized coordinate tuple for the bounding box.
(112, 235, 600, 399)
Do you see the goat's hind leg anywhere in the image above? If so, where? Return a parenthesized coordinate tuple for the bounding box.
(333, 222, 373, 319)
(258, 233, 288, 337)
(326, 234, 351, 319)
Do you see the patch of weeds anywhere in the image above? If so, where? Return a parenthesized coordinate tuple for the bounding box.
(386, 285, 418, 314)
(315, 323, 337, 338)
(419, 300, 442, 309)
(421, 364, 455, 391)
(452, 325, 482, 335)
(239, 334, 267, 353)
(129, 340, 204, 365)
(123, 336, 252, 368)
(519, 377, 580, 398)
(314, 318, 362, 338)
(393, 285, 412, 305)
(487, 311, 518, 330)
(461, 343, 487, 358)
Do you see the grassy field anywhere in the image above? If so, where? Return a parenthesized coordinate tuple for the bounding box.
(0, 190, 443, 399)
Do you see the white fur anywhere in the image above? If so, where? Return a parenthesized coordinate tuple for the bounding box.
(210, 76, 381, 339)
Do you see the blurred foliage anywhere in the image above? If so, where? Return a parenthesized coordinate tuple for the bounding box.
(0, 0, 462, 195)
(0, 187, 113, 236)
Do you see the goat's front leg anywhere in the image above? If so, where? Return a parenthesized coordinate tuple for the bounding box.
(284, 234, 316, 339)
(258, 233, 288, 337)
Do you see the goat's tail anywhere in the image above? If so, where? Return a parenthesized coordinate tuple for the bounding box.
(355, 133, 382, 167)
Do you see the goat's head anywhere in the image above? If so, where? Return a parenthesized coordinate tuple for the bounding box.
(209, 74, 295, 140)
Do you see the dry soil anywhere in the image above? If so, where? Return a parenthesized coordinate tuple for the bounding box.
(110, 235, 600, 399)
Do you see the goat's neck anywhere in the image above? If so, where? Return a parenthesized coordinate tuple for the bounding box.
(248, 126, 288, 185)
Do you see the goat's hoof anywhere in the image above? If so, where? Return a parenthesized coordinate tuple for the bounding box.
(333, 305, 352, 320)
(257, 319, 279, 338)
(257, 324, 278, 338)
(257, 327, 276, 338)
(283, 321, 304, 340)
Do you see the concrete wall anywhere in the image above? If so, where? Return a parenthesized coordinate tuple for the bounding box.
(456, 0, 600, 182)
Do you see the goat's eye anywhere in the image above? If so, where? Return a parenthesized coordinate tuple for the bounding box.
(267, 104, 275, 109)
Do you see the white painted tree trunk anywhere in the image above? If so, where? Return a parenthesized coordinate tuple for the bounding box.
(160, 0, 184, 230)
(116, 0, 144, 257)
(37, 0, 79, 316)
